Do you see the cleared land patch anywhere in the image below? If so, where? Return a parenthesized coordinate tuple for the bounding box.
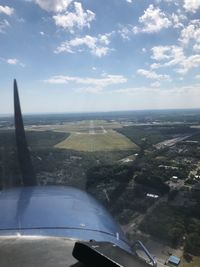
(55, 130, 138, 152)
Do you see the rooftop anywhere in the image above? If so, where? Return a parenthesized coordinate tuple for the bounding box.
(168, 255, 180, 265)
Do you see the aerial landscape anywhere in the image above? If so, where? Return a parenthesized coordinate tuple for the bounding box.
(1, 0, 200, 266)
(1, 109, 200, 266)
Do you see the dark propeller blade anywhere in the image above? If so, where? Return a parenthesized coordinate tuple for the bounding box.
(14, 79, 37, 186)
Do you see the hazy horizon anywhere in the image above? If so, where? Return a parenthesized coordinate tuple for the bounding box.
(1, 107, 200, 118)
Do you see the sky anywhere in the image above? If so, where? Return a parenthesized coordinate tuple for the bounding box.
(0, 0, 200, 114)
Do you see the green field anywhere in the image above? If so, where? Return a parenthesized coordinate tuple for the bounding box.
(55, 130, 138, 152)
(27, 120, 138, 152)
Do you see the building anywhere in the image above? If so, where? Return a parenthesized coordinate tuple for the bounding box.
(167, 255, 180, 266)
(146, 193, 159, 199)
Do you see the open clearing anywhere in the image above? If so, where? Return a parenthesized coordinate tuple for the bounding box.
(55, 129, 138, 152)
(27, 120, 138, 152)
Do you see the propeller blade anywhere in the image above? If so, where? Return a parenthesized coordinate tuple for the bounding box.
(14, 79, 37, 186)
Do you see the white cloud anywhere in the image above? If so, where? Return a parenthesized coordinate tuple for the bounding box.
(183, 0, 200, 13)
(35, 0, 73, 12)
(0, 5, 14, 16)
(76, 87, 104, 94)
(150, 63, 162, 69)
(113, 86, 159, 95)
(44, 74, 127, 88)
(137, 69, 170, 81)
(151, 44, 200, 75)
(152, 46, 185, 66)
(44, 74, 127, 93)
(118, 25, 131, 40)
(193, 44, 200, 51)
(55, 33, 112, 57)
(113, 84, 200, 98)
(126, 0, 132, 3)
(6, 58, 25, 67)
(0, 19, 10, 33)
(170, 13, 186, 29)
(176, 54, 200, 74)
(151, 46, 172, 60)
(53, 2, 95, 32)
(134, 4, 171, 33)
(151, 45, 200, 74)
(179, 20, 200, 46)
(40, 31, 45, 35)
(7, 58, 18, 65)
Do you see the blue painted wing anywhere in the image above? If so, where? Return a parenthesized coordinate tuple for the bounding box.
(0, 186, 131, 252)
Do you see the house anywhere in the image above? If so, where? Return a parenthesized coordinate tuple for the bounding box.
(146, 193, 159, 199)
(167, 255, 180, 266)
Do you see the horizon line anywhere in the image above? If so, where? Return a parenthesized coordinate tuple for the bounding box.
(1, 107, 200, 117)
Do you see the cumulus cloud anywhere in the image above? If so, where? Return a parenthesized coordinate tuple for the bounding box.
(137, 69, 170, 81)
(183, 0, 200, 13)
(176, 54, 200, 74)
(0, 5, 14, 16)
(53, 2, 95, 32)
(35, 0, 73, 12)
(179, 20, 200, 47)
(151, 45, 200, 74)
(170, 13, 186, 29)
(55, 33, 112, 57)
(151, 46, 173, 60)
(133, 4, 171, 33)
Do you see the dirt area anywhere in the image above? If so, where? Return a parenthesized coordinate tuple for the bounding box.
(144, 239, 183, 266)
(180, 256, 200, 267)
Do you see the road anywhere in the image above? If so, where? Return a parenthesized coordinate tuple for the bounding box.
(154, 135, 191, 149)
(122, 195, 167, 234)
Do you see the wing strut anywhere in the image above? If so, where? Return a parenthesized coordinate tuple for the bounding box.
(14, 79, 37, 186)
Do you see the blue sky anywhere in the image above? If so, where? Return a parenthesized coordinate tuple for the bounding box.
(0, 0, 200, 114)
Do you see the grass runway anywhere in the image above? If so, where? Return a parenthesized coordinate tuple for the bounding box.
(55, 129, 138, 152)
